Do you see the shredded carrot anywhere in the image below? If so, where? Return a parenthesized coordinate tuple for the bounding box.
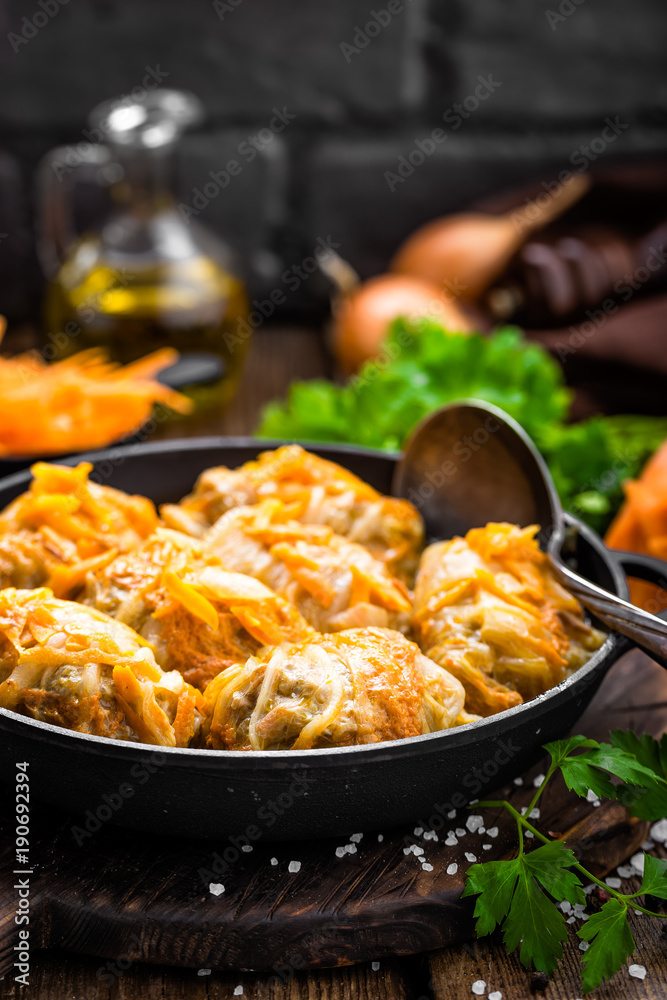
(162, 571, 219, 631)
(0, 321, 192, 457)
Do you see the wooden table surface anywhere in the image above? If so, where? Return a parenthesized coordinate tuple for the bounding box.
(2, 327, 667, 1000)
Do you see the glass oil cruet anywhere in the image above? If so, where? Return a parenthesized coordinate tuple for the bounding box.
(39, 89, 251, 415)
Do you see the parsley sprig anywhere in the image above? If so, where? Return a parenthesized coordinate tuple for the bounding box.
(463, 730, 667, 993)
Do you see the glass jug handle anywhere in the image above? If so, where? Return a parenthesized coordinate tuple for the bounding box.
(35, 143, 119, 278)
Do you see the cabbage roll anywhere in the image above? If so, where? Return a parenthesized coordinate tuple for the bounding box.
(203, 626, 465, 750)
(85, 529, 313, 689)
(0, 587, 203, 746)
(0, 462, 157, 597)
(203, 500, 412, 634)
(413, 523, 606, 717)
(161, 445, 423, 582)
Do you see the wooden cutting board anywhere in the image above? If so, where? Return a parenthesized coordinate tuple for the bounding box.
(0, 648, 660, 977)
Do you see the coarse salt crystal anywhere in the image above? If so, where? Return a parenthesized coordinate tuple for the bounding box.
(241, 845, 253, 853)
(445, 836, 458, 847)
(198, 969, 211, 976)
(447, 809, 457, 819)
(423, 830, 438, 841)
(270, 857, 278, 866)
(413, 846, 424, 856)
(472, 981, 486, 995)
(586, 789, 600, 803)
(234, 986, 244, 996)
(456, 828, 466, 837)
(560, 901, 573, 914)
(651, 818, 667, 843)
(288, 860, 301, 873)
(630, 852, 645, 875)
(422, 862, 434, 872)
(209, 883, 225, 895)
(567, 916, 576, 924)
(513, 777, 523, 786)
(465, 852, 477, 863)
(605, 877, 622, 889)
(350, 832, 363, 843)
(525, 831, 534, 839)
(533, 773, 545, 787)
(529, 807, 540, 819)
(483, 844, 492, 850)
(629, 964, 646, 980)
(466, 814, 484, 833)
(346, 844, 357, 854)
(579, 941, 589, 952)
(371, 961, 380, 971)
(486, 826, 499, 838)
(489, 992, 502, 1000)
(377, 834, 384, 842)
(335, 846, 346, 858)
(447, 862, 458, 875)
(616, 865, 635, 879)
(414, 827, 423, 836)
(642, 839, 655, 851)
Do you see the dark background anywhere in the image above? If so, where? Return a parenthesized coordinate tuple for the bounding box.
(0, 0, 666, 323)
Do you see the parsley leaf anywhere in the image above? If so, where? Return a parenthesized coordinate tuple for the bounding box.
(638, 854, 667, 901)
(578, 899, 635, 994)
(464, 842, 583, 974)
(502, 866, 569, 974)
(522, 841, 586, 906)
(465, 731, 667, 993)
(609, 730, 667, 820)
(463, 858, 521, 937)
(544, 737, 667, 803)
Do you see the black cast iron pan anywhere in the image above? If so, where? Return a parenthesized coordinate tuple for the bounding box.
(0, 437, 666, 842)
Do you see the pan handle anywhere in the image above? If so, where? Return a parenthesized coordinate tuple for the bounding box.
(608, 549, 667, 595)
(605, 549, 667, 644)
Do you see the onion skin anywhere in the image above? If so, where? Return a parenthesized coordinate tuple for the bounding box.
(331, 274, 474, 375)
(390, 214, 524, 301)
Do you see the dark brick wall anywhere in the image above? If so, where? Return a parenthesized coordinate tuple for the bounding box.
(0, 0, 666, 320)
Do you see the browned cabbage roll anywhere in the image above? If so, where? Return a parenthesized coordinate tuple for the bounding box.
(202, 500, 412, 634)
(161, 444, 424, 581)
(413, 523, 605, 717)
(202, 626, 465, 750)
(85, 528, 313, 690)
(0, 461, 157, 598)
(0, 588, 204, 746)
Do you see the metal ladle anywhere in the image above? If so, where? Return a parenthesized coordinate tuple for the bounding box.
(392, 400, 667, 667)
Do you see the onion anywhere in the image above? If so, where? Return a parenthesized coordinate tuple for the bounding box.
(390, 176, 593, 300)
(390, 215, 521, 301)
(331, 274, 474, 375)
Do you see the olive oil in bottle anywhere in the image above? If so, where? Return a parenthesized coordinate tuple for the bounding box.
(44, 90, 251, 415)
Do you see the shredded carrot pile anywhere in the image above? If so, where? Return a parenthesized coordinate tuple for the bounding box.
(0, 318, 192, 457)
(605, 438, 667, 613)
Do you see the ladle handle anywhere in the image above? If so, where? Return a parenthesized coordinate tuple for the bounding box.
(550, 555, 667, 668)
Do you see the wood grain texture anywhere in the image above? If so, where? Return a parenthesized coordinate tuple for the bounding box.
(0, 952, 411, 1000)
